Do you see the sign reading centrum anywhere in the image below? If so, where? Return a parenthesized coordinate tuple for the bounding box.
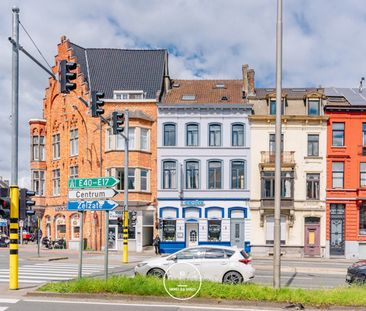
(68, 189, 118, 200)
(68, 177, 119, 189)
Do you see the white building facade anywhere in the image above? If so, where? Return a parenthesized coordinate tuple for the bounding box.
(249, 89, 328, 257)
(157, 96, 252, 253)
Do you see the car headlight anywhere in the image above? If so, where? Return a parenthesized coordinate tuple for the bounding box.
(136, 262, 148, 268)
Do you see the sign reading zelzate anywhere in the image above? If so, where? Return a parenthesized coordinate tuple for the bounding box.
(68, 177, 119, 189)
(67, 200, 119, 211)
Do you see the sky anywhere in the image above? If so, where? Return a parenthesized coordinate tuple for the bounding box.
(0, 0, 365, 188)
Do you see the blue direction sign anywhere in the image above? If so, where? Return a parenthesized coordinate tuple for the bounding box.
(67, 200, 119, 211)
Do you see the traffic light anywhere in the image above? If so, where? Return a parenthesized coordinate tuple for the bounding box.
(0, 196, 10, 219)
(91, 91, 105, 117)
(59, 60, 77, 93)
(19, 189, 36, 219)
(112, 111, 125, 134)
(130, 211, 137, 226)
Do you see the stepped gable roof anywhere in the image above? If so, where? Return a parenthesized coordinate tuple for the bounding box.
(69, 43, 166, 100)
(162, 79, 244, 104)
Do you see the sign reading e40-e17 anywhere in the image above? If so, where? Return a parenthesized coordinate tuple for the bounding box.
(68, 177, 119, 189)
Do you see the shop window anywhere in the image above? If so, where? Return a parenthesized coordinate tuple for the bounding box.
(162, 219, 176, 241)
(207, 220, 221, 241)
(359, 206, 366, 235)
(71, 215, 80, 240)
(55, 216, 66, 239)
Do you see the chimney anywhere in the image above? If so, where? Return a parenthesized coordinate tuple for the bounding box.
(359, 77, 365, 93)
(163, 51, 171, 92)
(248, 69, 255, 96)
(242, 64, 249, 98)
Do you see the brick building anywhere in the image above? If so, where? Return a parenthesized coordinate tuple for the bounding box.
(29, 36, 169, 251)
(325, 87, 366, 258)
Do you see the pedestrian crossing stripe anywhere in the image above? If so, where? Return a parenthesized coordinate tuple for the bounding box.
(0, 298, 19, 311)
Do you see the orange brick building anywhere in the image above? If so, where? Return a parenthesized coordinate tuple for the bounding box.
(29, 36, 169, 251)
(325, 87, 366, 258)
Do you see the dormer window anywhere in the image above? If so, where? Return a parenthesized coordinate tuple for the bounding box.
(182, 95, 196, 101)
(114, 90, 145, 100)
(221, 96, 229, 101)
(269, 99, 285, 115)
(308, 99, 320, 116)
(215, 83, 226, 89)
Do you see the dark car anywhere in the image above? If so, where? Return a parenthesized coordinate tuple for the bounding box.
(346, 260, 366, 284)
(0, 236, 9, 247)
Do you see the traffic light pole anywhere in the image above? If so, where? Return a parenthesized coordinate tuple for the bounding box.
(123, 110, 129, 263)
(9, 6, 20, 290)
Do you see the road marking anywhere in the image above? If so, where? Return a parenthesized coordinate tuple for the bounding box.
(0, 307, 8, 311)
(0, 299, 19, 304)
(254, 275, 313, 280)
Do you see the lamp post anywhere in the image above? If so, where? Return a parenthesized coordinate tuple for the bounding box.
(273, 0, 283, 289)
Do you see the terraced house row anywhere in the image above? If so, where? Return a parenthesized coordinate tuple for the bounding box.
(29, 36, 366, 259)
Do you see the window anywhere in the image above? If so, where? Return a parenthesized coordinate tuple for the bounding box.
(209, 123, 221, 146)
(307, 134, 319, 156)
(363, 123, 366, 146)
(141, 169, 148, 191)
(32, 170, 45, 196)
(114, 91, 144, 100)
(186, 161, 199, 189)
(186, 123, 199, 146)
(116, 128, 135, 150)
(176, 248, 204, 260)
(232, 124, 244, 146)
(269, 134, 284, 153)
(52, 169, 60, 196)
(116, 168, 136, 190)
(270, 99, 284, 115)
(332, 162, 344, 188)
(231, 160, 245, 189)
(140, 128, 149, 151)
(207, 220, 221, 241)
(163, 123, 176, 146)
(31, 135, 45, 161)
(162, 220, 176, 241)
(360, 206, 366, 235)
(70, 166, 78, 179)
(181, 95, 196, 101)
(204, 248, 225, 259)
(265, 216, 286, 245)
(361, 163, 366, 187)
(106, 128, 113, 150)
(70, 129, 78, 156)
(52, 134, 60, 159)
(163, 161, 176, 189)
(308, 99, 320, 116)
(306, 173, 320, 200)
(262, 171, 294, 199)
(71, 215, 80, 240)
(332, 123, 345, 146)
(208, 161, 222, 189)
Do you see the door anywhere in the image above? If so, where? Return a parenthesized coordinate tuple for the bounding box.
(330, 204, 345, 256)
(199, 247, 229, 281)
(108, 225, 118, 250)
(230, 219, 245, 248)
(304, 217, 320, 256)
(186, 223, 199, 247)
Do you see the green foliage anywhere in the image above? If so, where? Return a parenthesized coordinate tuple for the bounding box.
(38, 275, 366, 307)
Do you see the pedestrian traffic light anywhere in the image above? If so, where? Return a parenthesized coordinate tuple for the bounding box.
(112, 111, 125, 134)
(91, 91, 105, 117)
(59, 60, 77, 94)
(19, 189, 36, 219)
(130, 211, 137, 226)
(0, 197, 10, 219)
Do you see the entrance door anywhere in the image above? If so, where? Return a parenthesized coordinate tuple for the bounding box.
(330, 204, 345, 256)
(230, 219, 245, 248)
(108, 225, 118, 250)
(304, 217, 320, 256)
(186, 223, 198, 247)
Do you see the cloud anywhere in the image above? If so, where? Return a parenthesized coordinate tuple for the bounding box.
(0, 0, 366, 182)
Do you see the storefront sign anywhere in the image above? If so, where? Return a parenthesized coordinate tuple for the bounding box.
(181, 200, 204, 207)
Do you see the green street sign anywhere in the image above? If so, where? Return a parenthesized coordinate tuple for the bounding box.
(68, 177, 119, 189)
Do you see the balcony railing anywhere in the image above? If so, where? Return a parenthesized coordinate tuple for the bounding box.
(260, 151, 295, 165)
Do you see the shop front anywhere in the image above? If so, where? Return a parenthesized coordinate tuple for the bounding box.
(158, 199, 251, 253)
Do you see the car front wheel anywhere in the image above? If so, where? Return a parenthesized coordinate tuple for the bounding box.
(147, 268, 165, 278)
(222, 271, 243, 284)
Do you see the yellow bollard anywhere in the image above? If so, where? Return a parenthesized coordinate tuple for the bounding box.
(9, 186, 19, 290)
(122, 210, 128, 263)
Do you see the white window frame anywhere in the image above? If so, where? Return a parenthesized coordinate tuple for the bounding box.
(32, 170, 45, 196)
(52, 134, 60, 160)
(52, 169, 61, 196)
(113, 90, 145, 100)
(140, 128, 150, 151)
(70, 129, 78, 156)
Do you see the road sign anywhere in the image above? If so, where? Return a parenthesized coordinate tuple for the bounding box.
(68, 177, 119, 189)
(67, 200, 119, 211)
(68, 189, 118, 200)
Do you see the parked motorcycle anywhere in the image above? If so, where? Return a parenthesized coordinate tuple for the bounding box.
(42, 236, 53, 249)
(52, 238, 66, 249)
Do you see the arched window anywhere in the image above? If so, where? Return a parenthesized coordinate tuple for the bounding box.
(232, 123, 245, 146)
(162, 161, 177, 189)
(163, 123, 176, 146)
(186, 123, 199, 146)
(231, 160, 245, 189)
(209, 123, 222, 146)
(186, 161, 199, 189)
(71, 214, 80, 240)
(55, 215, 66, 239)
(208, 160, 222, 189)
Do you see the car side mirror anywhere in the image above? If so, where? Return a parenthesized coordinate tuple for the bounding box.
(168, 255, 177, 261)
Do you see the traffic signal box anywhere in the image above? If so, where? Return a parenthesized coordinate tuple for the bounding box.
(0, 188, 10, 219)
(59, 60, 77, 94)
(19, 189, 36, 219)
(91, 91, 105, 117)
(112, 111, 125, 135)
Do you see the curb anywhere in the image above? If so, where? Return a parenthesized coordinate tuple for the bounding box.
(25, 291, 365, 310)
(256, 265, 346, 275)
(27, 257, 69, 262)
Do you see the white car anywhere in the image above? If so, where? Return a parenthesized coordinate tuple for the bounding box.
(135, 245, 255, 284)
